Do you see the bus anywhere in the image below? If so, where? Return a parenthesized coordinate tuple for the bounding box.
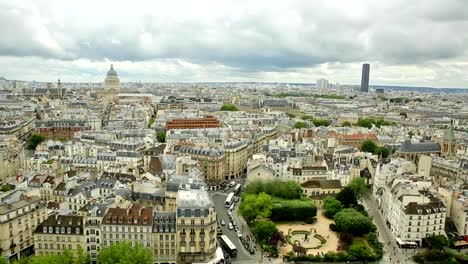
(225, 192, 235, 208)
(234, 184, 241, 195)
(220, 235, 237, 257)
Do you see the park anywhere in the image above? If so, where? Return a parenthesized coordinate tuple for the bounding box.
(239, 178, 384, 262)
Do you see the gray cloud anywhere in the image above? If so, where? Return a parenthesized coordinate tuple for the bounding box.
(0, 0, 467, 87)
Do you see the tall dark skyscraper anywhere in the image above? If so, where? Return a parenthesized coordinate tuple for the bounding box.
(361, 63, 370, 93)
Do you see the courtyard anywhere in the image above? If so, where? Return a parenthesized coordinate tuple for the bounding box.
(276, 210, 340, 256)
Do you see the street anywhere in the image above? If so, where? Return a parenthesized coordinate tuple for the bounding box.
(211, 191, 261, 262)
(363, 197, 418, 264)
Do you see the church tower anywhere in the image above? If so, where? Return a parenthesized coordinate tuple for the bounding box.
(442, 121, 457, 157)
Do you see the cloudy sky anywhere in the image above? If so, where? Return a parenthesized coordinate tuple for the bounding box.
(1, 0, 468, 87)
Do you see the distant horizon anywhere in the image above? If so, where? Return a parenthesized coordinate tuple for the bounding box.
(3, 76, 467, 91)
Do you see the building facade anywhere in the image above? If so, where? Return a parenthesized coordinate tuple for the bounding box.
(0, 195, 47, 262)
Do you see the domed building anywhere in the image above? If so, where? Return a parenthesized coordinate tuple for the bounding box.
(104, 64, 120, 93)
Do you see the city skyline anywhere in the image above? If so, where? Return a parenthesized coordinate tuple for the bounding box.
(0, 1, 468, 88)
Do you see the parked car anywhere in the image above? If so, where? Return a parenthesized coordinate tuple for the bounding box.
(221, 220, 225, 226)
(228, 223, 234, 230)
(229, 181, 236, 187)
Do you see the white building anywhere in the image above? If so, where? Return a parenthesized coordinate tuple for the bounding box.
(316, 79, 329, 89)
(379, 179, 446, 247)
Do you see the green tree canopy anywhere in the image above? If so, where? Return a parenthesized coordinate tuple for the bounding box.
(156, 131, 166, 143)
(253, 221, 278, 244)
(335, 186, 357, 208)
(220, 103, 239, 111)
(425, 235, 449, 250)
(374, 146, 390, 158)
(361, 139, 377, 153)
(239, 193, 272, 222)
(148, 117, 155, 128)
(347, 177, 369, 200)
(27, 134, 46, 150)
(348, 242, 374, 261)
(12, 247, 89, 264)
(356, 117, 394, 128)
(341, 121, 352, 127)
(98, 241, 153, 264)
(333, 208, 375, 236)
(294, 121, 307, 129)
(312, 118, 331, 127)
(244, 180, 302, 200)
(323, 196, 344, 218)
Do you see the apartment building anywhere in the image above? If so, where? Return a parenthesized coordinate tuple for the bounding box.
(176, 145, 226, 182)
(176, 189, 217, 264)
(33, 215, 85, 256)
(224, 139, 251, 179)
(0, 135, 24, 183)
(0, 194, 47, 262)
(101, 204, 153, 249)
(380, 180, 446, 247)
(451, 190, 468, 236)
(153, 211, 177, 264)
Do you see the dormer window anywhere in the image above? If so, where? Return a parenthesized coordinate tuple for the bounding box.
(55, 227, 60, 234)
(61, 227, 65, 234)
(76, 227, 80, 234)
(128, 218, 132, 224)
(49, 227, 53, 233)
(134, 219, 138, 224)
(43, 226, 47, 233)
(118, 218, 123, 223)
(143, 218, 147, 224)
(67, 227, 71, 234)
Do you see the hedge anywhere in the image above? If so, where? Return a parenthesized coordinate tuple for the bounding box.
(270, 197, 317, 222)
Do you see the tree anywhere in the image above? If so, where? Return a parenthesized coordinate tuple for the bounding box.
(98, 241, 153, 264)
(336, 186, 357, 208)
(333, 208, 375, 236)
(294, 122, 307, 129)
(27, 134, 45, 150)
(374, 146, 390, 158)
(361, 139, 377, 153)
(239, 193, 272, 222)
(156, 131, 166, 143)
(425, 235, 449, 250)
(341, 121, 352, 127)
(323, 196, 344, 218)
(220, 103, 238, 111)
(312, 118, 331, 127)
(148, 117, 155, 128)
(347, 177, 369, 200)
(286, 113, 296, 118)
(269, 231, 286, 247)
(244, 180, 302, 200)
(253, 221, 278, 244)
(12, 247, 89, 264)
(292, 244, 307, 256)
(348, 242, 374, 261)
